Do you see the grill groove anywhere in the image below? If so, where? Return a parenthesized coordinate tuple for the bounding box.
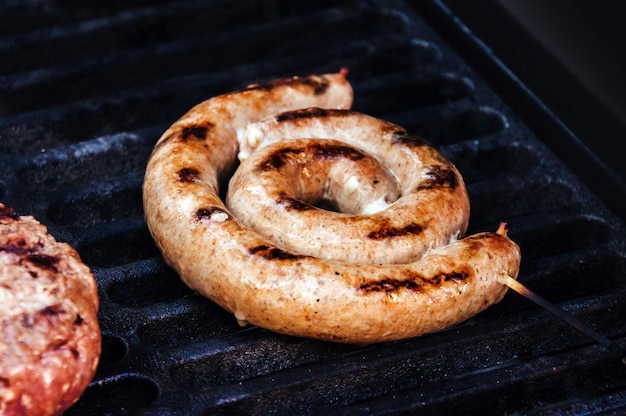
(1, 0, 625, 415)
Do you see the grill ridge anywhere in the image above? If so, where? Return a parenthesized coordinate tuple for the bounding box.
(1, 0, 625, 415)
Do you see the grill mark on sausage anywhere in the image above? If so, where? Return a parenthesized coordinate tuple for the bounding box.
(177, 167, 200, 183)
(153, 121, 215, 154)
(196, 207, 231, 221)
(419, 166, 459, 189)
(367, 222, 424, 239)
(359, 271, 470, 294)
(277, 195, 314, 211)
(391, 130, 429, 147)
(181, 123, 213, 142)
(248, 245, 308, 261)
(246, 76, 331, 95)
(257, 142, 366, 172)
(274, 107, 353, 123)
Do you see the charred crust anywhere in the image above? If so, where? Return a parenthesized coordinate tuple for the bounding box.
(196, 207, 231, 221)
(153, 121, 214, 153)
(277, 195, 314, 211)
(391, 130, 429, 146)
(274, 107, 353, 123)
(367, 222, 424, 240)
(257, 142, 366, 172)
(0, 244, 60, 272)
(275, 107, 335, 122)
(246, 75, 330, 95)
(359, 271, 470, 294)
(418, 166, 458, 190)
(177, 167, 200, 183)
(317, 143, 366, 161)
(181, 123, 213, 141)
(0, 205, 19, 221)
(260, 152, 288, 170)
(41, 304, 65, 317)
(27, 253, 60, 272)
(248, 245, 307, 261)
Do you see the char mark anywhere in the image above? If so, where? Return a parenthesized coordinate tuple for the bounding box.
(41, 304, 65, 316)
(367, 222, 424, 240)
(391, 130, 430, 147)
(275, 107, 352, 123)
(181, 123, 213, 141)
(246, 75, 330, 95)
(359, 271, 470, 294)
(177, 167, 200, 183)
(0, 205, 19, 221)
(196, 207, 231, 221)
(27, 253, 61, 272)
(248, 245, 307, 261)
(0, 244, 60, 272)
(153, 121, 214, 153)
(277, 195, 313, 211)
(419, 166, 458, 189)
(258, 142, 366, 172)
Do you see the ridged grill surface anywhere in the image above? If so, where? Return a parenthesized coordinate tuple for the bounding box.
(1, 1, 625, 415)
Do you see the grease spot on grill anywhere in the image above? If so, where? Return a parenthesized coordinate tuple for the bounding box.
(367, 222, 424, 239)
(359, 271, 470, 294)
(248, 245, 307, 261)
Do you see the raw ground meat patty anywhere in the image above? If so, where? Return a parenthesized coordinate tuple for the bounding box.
(0, 203, 101, 416)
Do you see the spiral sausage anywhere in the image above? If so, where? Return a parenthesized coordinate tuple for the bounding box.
(229, 108, 470, 264)
(143, 71, 521, 344)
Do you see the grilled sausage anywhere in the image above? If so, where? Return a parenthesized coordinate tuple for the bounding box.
(142, 72, 521, 344)
(229, 108, 470, 264)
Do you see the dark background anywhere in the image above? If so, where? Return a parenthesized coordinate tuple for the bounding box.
(421, 0, 626, 220)
(500, 0, 626, 127)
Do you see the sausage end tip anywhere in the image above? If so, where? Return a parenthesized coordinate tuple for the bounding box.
(496, 221, 509, 237)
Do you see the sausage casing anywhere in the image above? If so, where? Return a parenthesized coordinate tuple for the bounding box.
(142, 72, 521, 343)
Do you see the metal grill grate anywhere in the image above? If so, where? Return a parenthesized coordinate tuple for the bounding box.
(1, 1, 625, 414)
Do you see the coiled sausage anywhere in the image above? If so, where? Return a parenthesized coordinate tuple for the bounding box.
(229, 108, 470, 264)
(142, 71, 521, 343)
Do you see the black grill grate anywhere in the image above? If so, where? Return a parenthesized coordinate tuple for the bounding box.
(1, 1, 625, 415)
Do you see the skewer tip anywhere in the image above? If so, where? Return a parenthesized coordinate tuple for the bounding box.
(499, 275, 625, 362)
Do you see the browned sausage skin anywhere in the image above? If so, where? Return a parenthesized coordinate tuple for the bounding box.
(142, 72, 521, 344)
(229, 109, 470, 264)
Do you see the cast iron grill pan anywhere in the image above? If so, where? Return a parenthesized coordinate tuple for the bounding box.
(0, 1, 624, 414)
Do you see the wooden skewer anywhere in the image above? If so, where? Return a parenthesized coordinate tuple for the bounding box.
(499, 275, 625, 363)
